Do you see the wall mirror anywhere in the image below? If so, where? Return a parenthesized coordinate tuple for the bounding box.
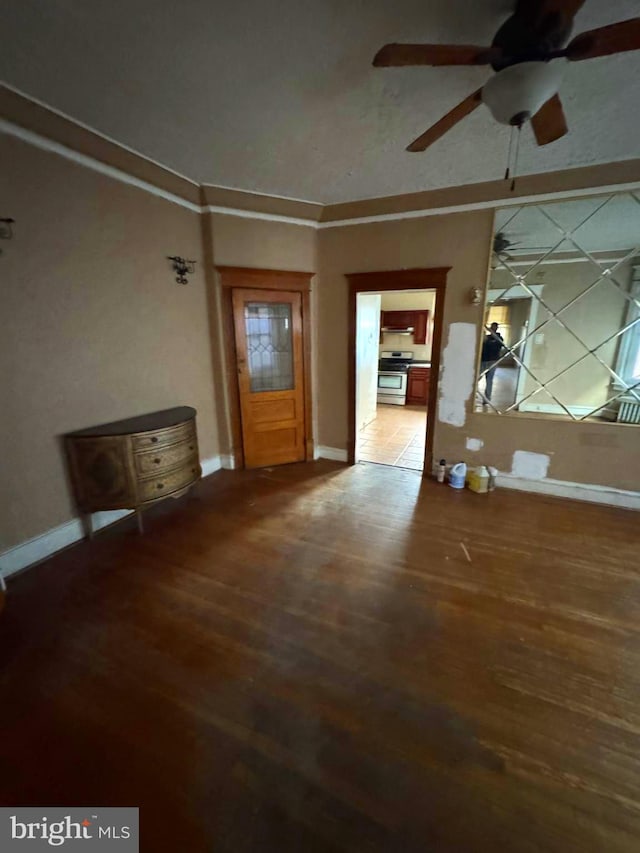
(478, 190, 640, 424)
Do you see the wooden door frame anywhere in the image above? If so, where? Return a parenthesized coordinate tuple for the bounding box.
(216, 266, 314, 469)
(346, 267, 450, 477)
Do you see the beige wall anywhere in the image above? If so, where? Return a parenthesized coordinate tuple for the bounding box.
(316, 212, 640, 491)
(316, 211, 492, 447)
(1, 135, 219, 549)
(379, 290, 436, 361)
(2, 127, 638, 557)
(209, 214, 317, 270)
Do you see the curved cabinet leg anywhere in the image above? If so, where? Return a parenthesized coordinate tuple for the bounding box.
(136, 509, 144, 535)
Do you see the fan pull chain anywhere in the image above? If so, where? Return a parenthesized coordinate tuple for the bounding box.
(504, 125, 515, 182)
(511, 124, 522, 192)
(504, 124, 523, 191)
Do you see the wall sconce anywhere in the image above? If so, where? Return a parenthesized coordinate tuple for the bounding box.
(0, 218, 14, 256)
(167, 255, 196, 285)
(469, 286, 483, 305)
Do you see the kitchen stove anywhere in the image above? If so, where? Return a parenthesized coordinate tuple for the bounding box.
(377, 350, 414, 406)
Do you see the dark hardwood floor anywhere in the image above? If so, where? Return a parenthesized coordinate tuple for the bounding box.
(1, 461, 639, 852)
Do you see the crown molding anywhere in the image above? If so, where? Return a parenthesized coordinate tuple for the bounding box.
(1, 82, 199, 185)
(0, 83, 201, 205)
(3, 82, 640, 227)
(1, 117, 203, 213)
(319, 166, 640, 227)
(205, 205, 318, 228)
(201, 181, 318, 204)
(201, 184, 322, 221)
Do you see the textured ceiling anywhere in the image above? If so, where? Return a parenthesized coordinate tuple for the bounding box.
(1, 0, 639, 204)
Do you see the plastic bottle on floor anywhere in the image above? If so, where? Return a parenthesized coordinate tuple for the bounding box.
(467, 466, 490, 494)
(449, 462, 466, 489)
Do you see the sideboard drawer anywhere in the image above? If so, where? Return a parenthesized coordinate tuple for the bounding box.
(132, 420, 196, 451)
(134, 438, 198, 475)
(137, 458, 201, 503)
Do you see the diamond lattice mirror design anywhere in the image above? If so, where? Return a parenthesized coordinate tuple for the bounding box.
(478, 191, 640, 424)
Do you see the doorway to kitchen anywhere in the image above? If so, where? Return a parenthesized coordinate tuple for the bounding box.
(347, 268, 449, 476)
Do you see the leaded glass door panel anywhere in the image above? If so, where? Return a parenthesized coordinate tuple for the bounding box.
(232, 289, 305, 468)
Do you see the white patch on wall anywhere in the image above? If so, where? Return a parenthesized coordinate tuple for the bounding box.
(466, 438, 484, 452)
(437, 323, 477, 428)
(511, 450, 550, 480)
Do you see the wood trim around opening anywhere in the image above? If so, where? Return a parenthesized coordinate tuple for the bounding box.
(346, 267, 450, 477)
(217, 266, 313, 292)
(216, 266, 315, 468)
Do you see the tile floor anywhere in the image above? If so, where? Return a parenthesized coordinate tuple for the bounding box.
(358, 404, 427, 470)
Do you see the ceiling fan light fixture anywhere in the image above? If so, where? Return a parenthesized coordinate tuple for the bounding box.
(482, 59, 567, 126)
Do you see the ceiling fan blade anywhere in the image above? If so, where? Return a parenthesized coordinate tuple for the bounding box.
(373, 43, 499, 67)
(406, 88, 483, 152)
(565, 18, 640, 61)
(531, 94, 568, 145)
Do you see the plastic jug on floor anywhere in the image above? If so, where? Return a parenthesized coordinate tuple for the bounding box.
(467, 466, 490, 494)
(449, 462, 466, 489)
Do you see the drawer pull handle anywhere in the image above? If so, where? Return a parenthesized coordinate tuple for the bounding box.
(191, 467, 196, 473)
(154, 457, 161, 464)
(157, 483, 164, 490)
(189, 445, 194, 450)
(151, 436, 159, 443)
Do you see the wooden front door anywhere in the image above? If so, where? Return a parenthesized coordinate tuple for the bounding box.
(232, 288, 306, 468)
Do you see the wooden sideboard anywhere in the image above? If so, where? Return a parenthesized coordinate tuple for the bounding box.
(65, 407, 201, 536)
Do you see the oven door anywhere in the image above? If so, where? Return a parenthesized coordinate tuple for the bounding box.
(377, 371, 407, 405)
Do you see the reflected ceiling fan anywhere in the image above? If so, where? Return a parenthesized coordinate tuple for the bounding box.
(492, 231, 552, 264)
(373, 1, 640, 152)
(494, 231, 521, 259)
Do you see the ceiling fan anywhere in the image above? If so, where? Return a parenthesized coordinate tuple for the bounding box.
(493, 231, 552, 263)
(373, 1, 640, 152)
(494, 231, 520, 257)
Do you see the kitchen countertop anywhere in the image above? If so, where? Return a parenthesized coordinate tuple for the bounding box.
(410, 362, 431, 367)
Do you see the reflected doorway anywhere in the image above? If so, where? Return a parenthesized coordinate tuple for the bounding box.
(475, 285, 543, 413)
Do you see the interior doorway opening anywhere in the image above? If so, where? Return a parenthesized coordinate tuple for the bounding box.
(355, 289, 436, 472)
(347, 267, 449, 476)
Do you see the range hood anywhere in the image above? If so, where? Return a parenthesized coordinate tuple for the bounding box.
(381, 326, 414, 335)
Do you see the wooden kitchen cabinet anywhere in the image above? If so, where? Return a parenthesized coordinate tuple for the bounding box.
(406, 366, 431, 406)
(380, 310, 430, 345)
(412, 312, 429, 345)
(382, 310, 414, 329)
